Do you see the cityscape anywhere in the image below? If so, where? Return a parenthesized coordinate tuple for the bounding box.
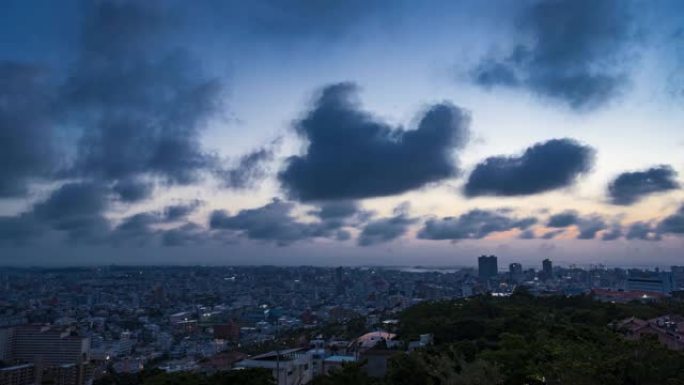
(2, 258, 684, 384)
(3, 0, 684, 384)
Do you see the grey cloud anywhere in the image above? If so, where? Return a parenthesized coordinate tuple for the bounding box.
(576, 216, 607, 240)
(309, 201, 374, 233)
(335, 230, 352, 241)
(164, 200, 203, 222)
(215, 145, 277, 189)
(418, 209, 536, 241)
(545, 210, 608, 240)
(110, 212, 161, 245)
(279, 83, 470, 201)
(547, 210, 579, 228)
(32, 182, 109, 232)
(31, 182, 112, 243)
(358, 203, 416, 246)
(0, 62, 57, 197)
(313, 201, 359, 220)
(162, 223, 208, 247)
(0, 182, 112, 245)
(0, 214, 43, 246)
(542, 229, 565, 239)
(209, 199, 343, 245)
(625, 221, 661, 241)
(465, 139, 595, 197)
(193, 0, 393, 40)
(471, 0, 636, 110)
(601, 225, 623, 241)
(65, 1, 223, 186)
(608, 165, 679, 205)
(112, 178, 154, 202)
(658, 205, 684, 234)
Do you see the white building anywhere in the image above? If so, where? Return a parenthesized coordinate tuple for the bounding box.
(236, 348, 313, 385)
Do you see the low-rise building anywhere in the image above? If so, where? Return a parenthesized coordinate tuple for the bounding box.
(617, 315, 684, 350)
(236, 348, 313, 385)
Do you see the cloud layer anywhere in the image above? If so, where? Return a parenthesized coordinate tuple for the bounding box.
(471, 0, 635, 110)
(608, 165, 679, 205)
(465, 139, 595, 197)
(279, 83, 470, 201)
(209, 199, 357, 246)
(418, 209, 536, 241)
(0, 62, 57, 197)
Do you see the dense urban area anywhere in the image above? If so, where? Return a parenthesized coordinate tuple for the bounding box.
(2, 257, 684, 385)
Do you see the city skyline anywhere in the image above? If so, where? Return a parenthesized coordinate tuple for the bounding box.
(2, 0, 684, 266)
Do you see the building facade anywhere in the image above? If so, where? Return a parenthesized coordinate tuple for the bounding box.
(478, 255, 498, 280)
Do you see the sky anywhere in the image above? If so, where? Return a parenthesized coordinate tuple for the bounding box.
(1, 0, 684, 267)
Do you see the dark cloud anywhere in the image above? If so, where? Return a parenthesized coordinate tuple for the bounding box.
(542, 229, 565, 239)
(358, 203, 416, 246)
(187, 0, 394, 41)
(546, 211, 614, 240)
(162, 223, 207, 247)
(33, 183, 107, 229)
(215, 145, 277, 189)
(110, 212, 160, 245)
(418, 209, 536, 241)
(163, 200, 203, 221)
(31, 182, 111, 242)
(335, 230, 352, 241)
(314, 201, 359, 220)
(279, 83, 470, 201)
(576, 216, 607, 240)
(608, 165, 679, 205)
(0, 62, 57, 197)
(112, 178, 154, 202)
(209, 199, 344, 245)
(658, 205, 684, 234)
(232, 0, 387, 38)
(471, 0, 635, 110)
(518, 229, 536, 239)
(0, 182, 111, 245)
(65, 1, 223, 186)
(601, 225, 623, 241)
(545, 210, 608, 240)
(547, 210, 579, 228)
(465, 139, 595, 197)
(625, 221, 661, 241)
(309, 201, 373, 234)
(0, 214, 43, 246)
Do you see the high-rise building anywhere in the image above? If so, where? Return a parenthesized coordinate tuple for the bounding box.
(509, 263, 523, 281)
(542, 259, 553, 280)
(1, 325, 91, 385)
(478, 255, 498, 280)
(671, 266, 684, 290)
(0, 327, 13, 362)
(626, 271, 673, 294)
(0, 363, 39, 385)
(11, 325, 90, 367)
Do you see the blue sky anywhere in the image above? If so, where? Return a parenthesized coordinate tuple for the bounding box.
(1, 0, 684, 266)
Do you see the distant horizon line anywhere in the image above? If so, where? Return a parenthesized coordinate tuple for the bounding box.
(0, 262, 679, 270)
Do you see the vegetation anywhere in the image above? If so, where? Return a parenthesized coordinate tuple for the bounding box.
(98, 292, 684, 385)
(316, 290, 684, 385)
(399, 292, 684, 384)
